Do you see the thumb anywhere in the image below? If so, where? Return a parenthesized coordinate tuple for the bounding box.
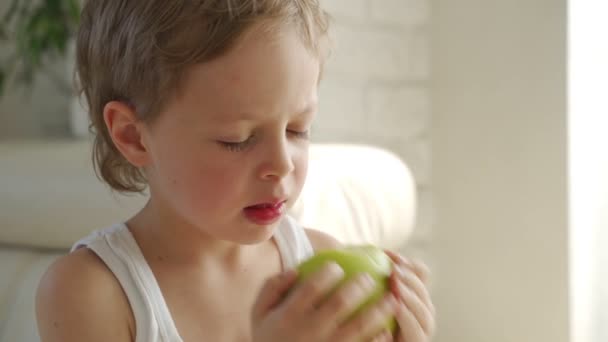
(252, 269, 298, 321)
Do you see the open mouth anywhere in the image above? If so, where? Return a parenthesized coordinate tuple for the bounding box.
(246, 201, 285, 210)
(243, 200, 287, 225)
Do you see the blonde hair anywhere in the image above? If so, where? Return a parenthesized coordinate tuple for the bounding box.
(76, 0, 330, 193)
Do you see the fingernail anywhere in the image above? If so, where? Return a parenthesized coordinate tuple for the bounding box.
(395, 265, 407, 278)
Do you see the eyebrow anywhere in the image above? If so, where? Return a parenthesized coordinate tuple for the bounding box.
(212, 102, 318, 123)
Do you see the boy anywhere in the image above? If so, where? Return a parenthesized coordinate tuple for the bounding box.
(36, 1, 435, 341)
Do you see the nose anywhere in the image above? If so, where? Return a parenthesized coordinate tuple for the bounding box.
(258, 136, 295, 181)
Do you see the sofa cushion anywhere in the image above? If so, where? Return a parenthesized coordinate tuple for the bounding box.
(0, 141, 147, 249)
(290, 144, 417, 250)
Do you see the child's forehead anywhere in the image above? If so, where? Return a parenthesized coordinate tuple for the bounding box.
(171, 28, 320, 117)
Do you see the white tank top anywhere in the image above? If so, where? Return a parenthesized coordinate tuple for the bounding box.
(70, 215, 314, 342)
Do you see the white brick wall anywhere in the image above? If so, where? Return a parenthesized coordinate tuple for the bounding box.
(317, 0, 432, 254)
(370, 0, 430, 27)
(327, 25, 417, 81)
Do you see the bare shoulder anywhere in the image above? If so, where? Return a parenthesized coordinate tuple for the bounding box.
(36, 248, 133, 342)
(304, 228, 342, 252)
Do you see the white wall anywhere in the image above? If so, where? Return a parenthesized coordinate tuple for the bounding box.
(318, 0, 433, 257)
(568, 2, 608, 342)
(431, 1, 569, 341)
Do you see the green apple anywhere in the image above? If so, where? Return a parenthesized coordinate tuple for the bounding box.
(296, 245, 397, 333)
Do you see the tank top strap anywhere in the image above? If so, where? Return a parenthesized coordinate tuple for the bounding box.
(72, 224, 183, 342)
(273, 215, 315, 270)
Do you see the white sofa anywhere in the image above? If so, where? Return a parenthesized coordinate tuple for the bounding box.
(0, 141, 417, 342)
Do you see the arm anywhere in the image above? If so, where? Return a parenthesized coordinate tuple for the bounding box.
(36, 248, 133, 342)
(305, 228, 342, 252)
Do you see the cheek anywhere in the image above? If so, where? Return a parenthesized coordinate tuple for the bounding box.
(156, 155, 242, 208)
(293, 150, 309, 188)
(184, 162, 244, 202)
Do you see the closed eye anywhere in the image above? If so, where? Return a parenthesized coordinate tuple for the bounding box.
(288, 129, 310, 140)
(218, 135, 255, 152)
(218, 129, 309, 152)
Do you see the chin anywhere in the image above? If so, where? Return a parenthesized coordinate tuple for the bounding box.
(236, 221, 280, 245)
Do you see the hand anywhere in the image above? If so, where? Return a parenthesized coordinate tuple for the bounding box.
(385, 250, 436, 342)
(251, 263, 398, 342)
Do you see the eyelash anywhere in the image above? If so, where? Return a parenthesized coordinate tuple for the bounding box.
(219, 130, 310, 152)
(288, 129, 310, 140)
(219, 136, 255, 152)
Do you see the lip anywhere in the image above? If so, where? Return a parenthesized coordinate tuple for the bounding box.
(243, 199, 287, 225)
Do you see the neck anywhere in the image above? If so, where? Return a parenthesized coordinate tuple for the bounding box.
(127, 199, 257, 269)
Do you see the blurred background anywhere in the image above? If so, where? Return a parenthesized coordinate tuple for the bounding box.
(0, 0, 606, 341)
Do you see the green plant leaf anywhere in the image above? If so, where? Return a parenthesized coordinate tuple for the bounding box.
(48, 0, 62, 12)
(66, 0, 80, 24)
(0, 0, 80, 96)
(45, 18, 66, 55)
(25, 6, 46, 35)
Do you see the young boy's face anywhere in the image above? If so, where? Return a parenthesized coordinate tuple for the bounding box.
(141, 25, 320, 244)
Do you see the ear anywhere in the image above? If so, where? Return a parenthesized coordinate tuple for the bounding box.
(103, 101, 151, 168)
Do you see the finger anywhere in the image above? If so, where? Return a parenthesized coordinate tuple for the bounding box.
(385, 250, 431, 285)
(251, 270, 298, 321)
(334, 293, 398, 341)
(396, 281, 435, 337)
(394, 301, 430, 342)
(371, 328, 394, 342)
(410, 260, 431, 285)
(317, 273, 377, 324)
(283, 262, 344, 314)
(392, 266, 434, 314)
(384, 250, 413, 267)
